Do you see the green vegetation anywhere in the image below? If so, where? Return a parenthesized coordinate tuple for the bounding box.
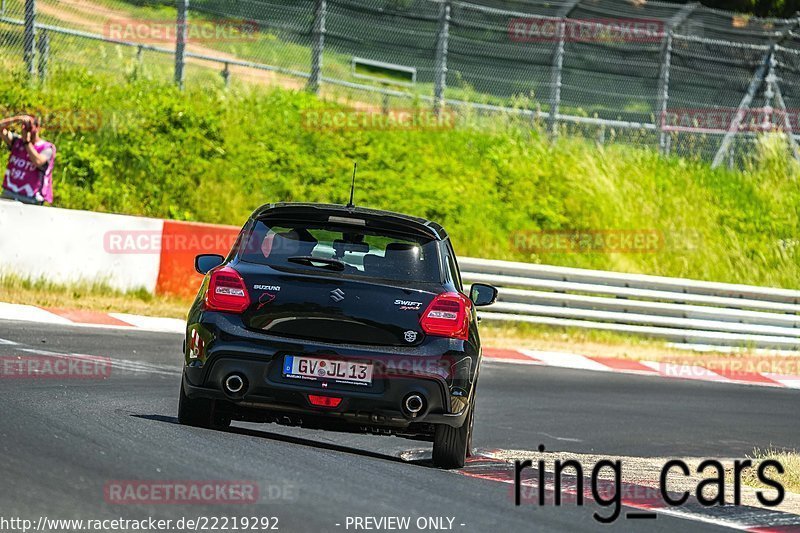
(1, 65, 798, 289)
(0, 273, 189, 317)
(742, 448, 800, 494)
(702, 0, 800, 18)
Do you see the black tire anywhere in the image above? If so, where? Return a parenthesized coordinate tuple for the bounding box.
(432, 400, 474, 469)
(465, 373, 479, 458)
(178, 377, 231, 429)
(465, 392, 476, 458)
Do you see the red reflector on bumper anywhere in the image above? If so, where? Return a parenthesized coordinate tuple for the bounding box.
(308, 395, 342, 408)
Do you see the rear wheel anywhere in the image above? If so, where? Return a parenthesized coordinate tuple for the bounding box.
(178, 377, 231, 429)
(432, 400, 474, 469)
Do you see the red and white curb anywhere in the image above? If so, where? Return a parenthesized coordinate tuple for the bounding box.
(482, 348, 800, 390)
(0, 302, 184, 333)
(1, 303, 799, 389)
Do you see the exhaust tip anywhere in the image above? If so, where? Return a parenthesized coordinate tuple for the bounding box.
(403, 393, 425, 416)
(224, 373, 246, 395)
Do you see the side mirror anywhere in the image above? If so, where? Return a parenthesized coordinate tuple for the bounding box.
(470, 283, 498, 307)
(195, 254, 225, 275)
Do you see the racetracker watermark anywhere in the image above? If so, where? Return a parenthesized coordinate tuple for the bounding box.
(0, 516, 280, 532)
(301, 109, 458, 132)
(0, 107, 104, 133)
(279, 354, 466, 383)
(661, 107, 800, 133)
(104, 481, 269, 505)
(656, 359, 800, 378)
(511, 230, 663, 254)
(104, 18, 258, 44)
(0, 355, 111, 379)
(358, 355, 460, 381)
(512, 478, 663, 507)
(103, 230, 238, 255)
(508, 17, 663, 43)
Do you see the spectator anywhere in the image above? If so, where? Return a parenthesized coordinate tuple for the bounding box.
(1, 115, 56, 205)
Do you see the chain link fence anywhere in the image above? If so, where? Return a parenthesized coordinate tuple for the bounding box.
(1, 0, 800, 165)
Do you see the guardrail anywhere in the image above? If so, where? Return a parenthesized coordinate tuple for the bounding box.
(460, 258, 800, 350)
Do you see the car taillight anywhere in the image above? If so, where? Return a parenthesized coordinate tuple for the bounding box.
(205, 266, 250, 313)
(420, 292, 471, 341)
(308, 395, 342, 408)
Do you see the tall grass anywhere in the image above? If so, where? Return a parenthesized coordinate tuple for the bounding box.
(1, 66, 798, 289)
(742, 447, 800, 494)
(0, 273, 189, 317)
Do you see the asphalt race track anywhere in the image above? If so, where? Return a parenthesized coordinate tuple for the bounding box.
(1, 319, 798, 532)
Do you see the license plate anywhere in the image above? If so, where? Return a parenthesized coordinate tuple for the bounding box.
(283, 355, 373, 386)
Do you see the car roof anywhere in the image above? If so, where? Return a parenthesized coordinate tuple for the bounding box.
(250, 202, 449, 241)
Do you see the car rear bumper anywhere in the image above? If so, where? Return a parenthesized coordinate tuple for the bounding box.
(183, 312, 476, 429)
(182, 371, 467, 428)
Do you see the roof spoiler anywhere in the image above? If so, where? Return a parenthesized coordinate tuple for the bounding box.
(251, 203, 446, 241)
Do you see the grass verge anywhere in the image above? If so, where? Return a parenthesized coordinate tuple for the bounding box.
(0, 274, 191, 318)
(742, 449, 800, 494)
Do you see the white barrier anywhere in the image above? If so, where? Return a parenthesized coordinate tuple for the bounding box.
(461, 258, 800, 350)
(0, 201, 163, 292)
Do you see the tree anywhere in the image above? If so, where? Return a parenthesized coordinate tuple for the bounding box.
(671, 0, 800, 17)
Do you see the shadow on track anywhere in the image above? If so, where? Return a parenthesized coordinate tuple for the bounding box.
(132, 413, 435, 467)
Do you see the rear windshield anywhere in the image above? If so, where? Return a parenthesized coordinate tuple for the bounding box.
(238, 219, 442, 283)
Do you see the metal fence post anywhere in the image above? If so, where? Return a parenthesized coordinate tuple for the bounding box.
(548, 19, 566, 135)
(174, 0, 188, 89)
(711, 45, 773, 168)
(307, 0, 326, 94)
(547, 0, 579, 135)
(656, 31, 673, 155)
(433, 0, 451, 115)
(655, 3, 696, 156)
(221, 62, 230, 88)
(23, 0, 36, 78)
(37, 29, 48, 81)
(768, 46, 800, 161)
(728, 141, 735, 169)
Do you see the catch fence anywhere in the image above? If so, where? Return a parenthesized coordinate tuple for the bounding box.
(2, 0, 800, 164)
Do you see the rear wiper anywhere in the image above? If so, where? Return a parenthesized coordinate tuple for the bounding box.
(287, 256, 346, 271)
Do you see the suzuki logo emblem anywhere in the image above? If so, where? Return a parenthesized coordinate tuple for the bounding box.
(330, 288, 345, 302)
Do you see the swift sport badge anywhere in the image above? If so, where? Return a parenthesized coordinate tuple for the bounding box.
(395, 299, 423, 311)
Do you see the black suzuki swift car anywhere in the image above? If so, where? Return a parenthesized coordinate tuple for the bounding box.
(178, 202, 497, 468)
